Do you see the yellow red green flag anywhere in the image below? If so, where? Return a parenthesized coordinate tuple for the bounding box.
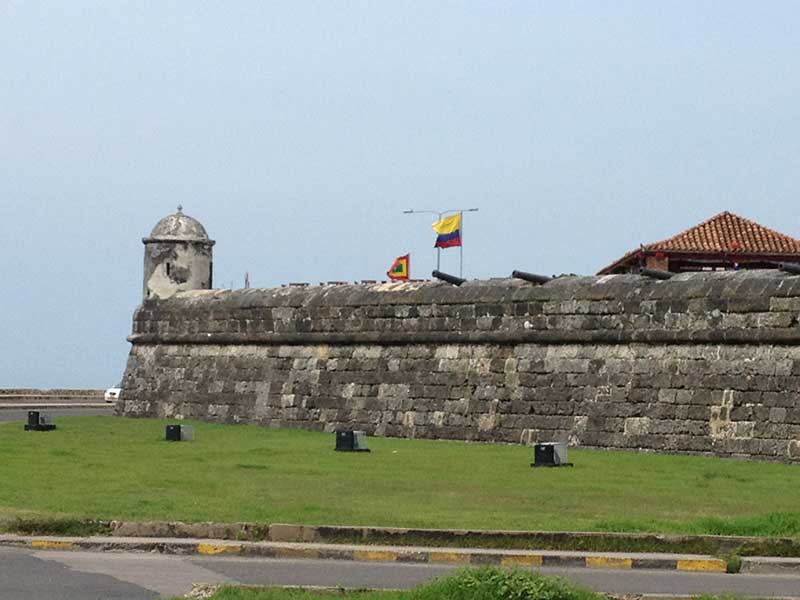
(387, 254, 410, 280)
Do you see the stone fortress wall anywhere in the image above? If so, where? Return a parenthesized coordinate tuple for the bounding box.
(120, 270, 800, 461)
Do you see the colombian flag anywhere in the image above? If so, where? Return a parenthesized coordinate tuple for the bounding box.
(432, 214, 462, 248)
(387, 254, 410, 280)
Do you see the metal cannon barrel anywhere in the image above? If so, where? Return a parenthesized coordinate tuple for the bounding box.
(432, 270, 466, 286)
(779, 262, 800, 275)
(639, 267, 673, 280)
(511, 270, 551, 285)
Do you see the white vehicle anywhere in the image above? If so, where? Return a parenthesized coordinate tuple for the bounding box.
(104, 387, 121, 403)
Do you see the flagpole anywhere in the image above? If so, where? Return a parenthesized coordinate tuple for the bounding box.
(403, 207, 478, 277)
(436, 210, 442, 271)
(459, 211, 463, 278)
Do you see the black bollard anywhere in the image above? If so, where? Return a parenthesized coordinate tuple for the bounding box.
(335, 430, 370, 452)
(25, 410, 56, 431)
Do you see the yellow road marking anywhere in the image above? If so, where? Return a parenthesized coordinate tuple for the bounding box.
(31, 540, 74, 551)
(677, 559, 726, 572)
(586, 557, 633, 569)
(353, 550, 398, 562)
(197, 543, 242, 556)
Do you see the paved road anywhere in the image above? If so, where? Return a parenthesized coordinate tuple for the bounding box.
(0, 407, 114, 422)
(3, 547, 800, 599)
(0, 396, 103, 405)
(0, 547, 157, 599)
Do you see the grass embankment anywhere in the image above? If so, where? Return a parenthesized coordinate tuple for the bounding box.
(2, 416, 800, 538)
(182, 568, 603, 600)
(176, 569, 748, 600)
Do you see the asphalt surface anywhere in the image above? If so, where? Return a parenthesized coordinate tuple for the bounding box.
(0, 396, 105, 406)
(0, 547, 157, 599)
(4, 547, 800, 599)
(0, 407, 114, 422)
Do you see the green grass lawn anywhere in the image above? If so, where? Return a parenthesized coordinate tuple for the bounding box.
(2, 416, 800, 536)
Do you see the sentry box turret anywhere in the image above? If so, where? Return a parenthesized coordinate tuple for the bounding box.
(532, 442, 572, 467)
(335, 430, 370, 452)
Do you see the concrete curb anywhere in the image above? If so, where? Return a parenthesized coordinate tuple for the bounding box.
(264, 522, 789, 554)
(0, 534, 733, 573)
(7, 520, 800, 565)
(99, 521, 800, 557)
(741, 556, 800, 575)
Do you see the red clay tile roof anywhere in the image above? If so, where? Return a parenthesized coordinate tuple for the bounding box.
(598, 212, 800, 274)
(645, 211, 800, 254)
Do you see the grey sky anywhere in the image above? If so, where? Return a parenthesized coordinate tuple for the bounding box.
(2, 2, 799, 387)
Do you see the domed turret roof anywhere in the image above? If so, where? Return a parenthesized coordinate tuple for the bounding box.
(145, 206, 212, 243)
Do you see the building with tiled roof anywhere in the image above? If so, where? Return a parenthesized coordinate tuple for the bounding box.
(598, 211, 800, 275)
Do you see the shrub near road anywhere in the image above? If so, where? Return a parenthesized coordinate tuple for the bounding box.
(195, 568, 602, 600)
(184, 570, 754, 600)
(2, 416, 800, 537)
